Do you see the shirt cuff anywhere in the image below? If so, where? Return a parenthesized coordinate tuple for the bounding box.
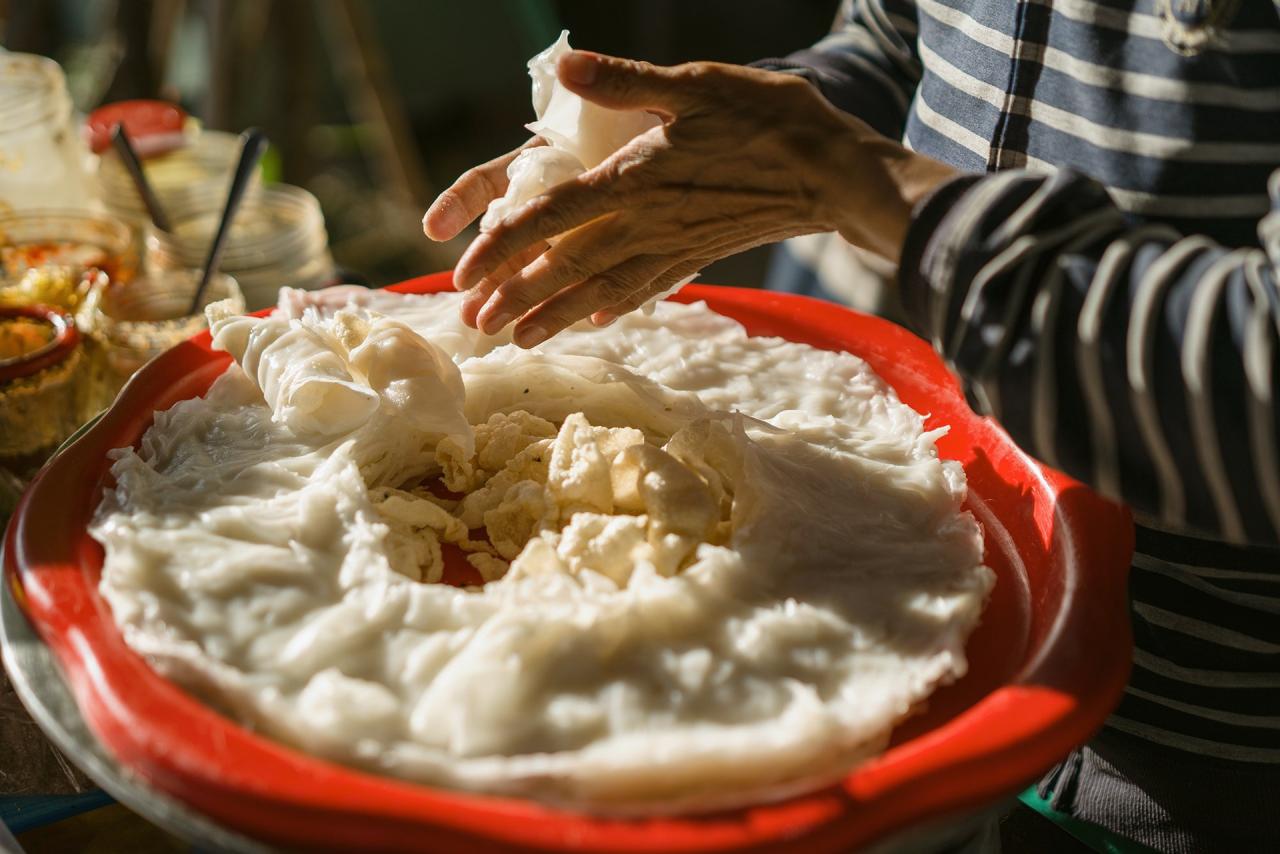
(897, 173, 983, 338)
(747, 58, 822, 83)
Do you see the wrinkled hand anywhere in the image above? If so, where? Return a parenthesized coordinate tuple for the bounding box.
(426, 51, 954, 347)
(423, 137, 546, 242)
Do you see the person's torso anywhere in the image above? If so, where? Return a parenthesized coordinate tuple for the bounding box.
(901, 0, 1280, 767)
(903, 0, 1280, 247)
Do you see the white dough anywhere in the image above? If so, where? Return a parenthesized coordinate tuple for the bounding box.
(481, 31, 660, 234)
(94, 288, 993, 812)
(477, 32, 694, 313)
(524, 31, 661, 171)
(479, 147, 585, 232)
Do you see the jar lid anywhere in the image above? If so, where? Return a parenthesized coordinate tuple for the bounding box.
(0, 304, 79, 382)
(84, 100, 188, 156)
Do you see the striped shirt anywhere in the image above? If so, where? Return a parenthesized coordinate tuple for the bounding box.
(759, 0, 1280, 848)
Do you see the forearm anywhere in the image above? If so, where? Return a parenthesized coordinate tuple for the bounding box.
(898, 167, 1280, 545)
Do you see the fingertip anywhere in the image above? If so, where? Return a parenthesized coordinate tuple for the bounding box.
(513, 323, 549, 349)
(460, 281, 491, 322)
(454, 237, 491, 291)
(451, 263, 472, 292)
(559, 50, 599, 87)
(458, 302, 479, 329)
(477, 301, 517, 336)
(424, 197, 467, 242)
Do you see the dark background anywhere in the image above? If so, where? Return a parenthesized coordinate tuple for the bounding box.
(1, 0, 840, 286)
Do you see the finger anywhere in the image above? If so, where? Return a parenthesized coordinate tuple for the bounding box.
(585, 226, 804, 326)
(590, 259, 705, 326)
(558, 51, 711, 114)
(475, 216, 630, 334)
(458, 240, 548, 327)
(457, 235, 549, 296)
(512, 254, 678, 346)
(459, 287, 490, 329)
(423, 138, 544, 241)
(453, 173, 633, 291)
(455, 154, 792, 293)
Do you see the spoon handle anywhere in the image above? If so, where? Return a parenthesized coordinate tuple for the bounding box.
(110, 124, 171, 233)
(189, 128, 269, 315)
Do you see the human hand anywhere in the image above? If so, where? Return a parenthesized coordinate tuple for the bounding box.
(423, 138, 557, 327)
(423, 136, 547, 242)
(440, 51, 956, 346)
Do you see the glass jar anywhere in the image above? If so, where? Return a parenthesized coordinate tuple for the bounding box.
(0, 303, 88, 471)
(0, 209, 138, 301)
(81, 269, 244, 406)
(97, 129, 262, 234)
(145, 183, 335, 311)
(0, 53, 94, 213)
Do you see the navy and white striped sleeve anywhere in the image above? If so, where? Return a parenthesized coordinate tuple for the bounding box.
(751, 0, 920, 139)
(899, 168, 1280, 546)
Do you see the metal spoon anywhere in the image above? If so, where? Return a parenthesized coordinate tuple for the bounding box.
(188, 127, 268, 315)
(110, 124, 171, 233)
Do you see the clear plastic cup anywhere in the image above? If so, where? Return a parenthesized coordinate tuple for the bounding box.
(0, 53, 94, 213)
(82, 268, 244, 403)
(145, 184, 334, 310)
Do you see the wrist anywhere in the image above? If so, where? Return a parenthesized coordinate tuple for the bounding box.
(820, 118, 957, 264)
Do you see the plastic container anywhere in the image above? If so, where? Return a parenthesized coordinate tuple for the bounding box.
(81, 269, 243, 405)
(83, 99, 189, 157)
(3, 274, 1135, 853)
(0, 303, 86, 468)
(96, 129, 261, 233)
(0, 209, 138, 292)
(146, 183, 334, 310)
(0, 53, 94, 213)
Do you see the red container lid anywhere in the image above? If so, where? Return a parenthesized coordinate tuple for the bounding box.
(84, 100, 188, 156)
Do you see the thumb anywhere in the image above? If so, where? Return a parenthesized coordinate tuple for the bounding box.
(557, 51, 700, 114)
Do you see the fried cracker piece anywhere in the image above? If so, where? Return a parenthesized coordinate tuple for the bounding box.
(456, 439, 553, 529)
(546, 413, 616, 515)
(475, 410, 557, 472)
(465, 552, 510, 583)
(483, 479, 552, 560)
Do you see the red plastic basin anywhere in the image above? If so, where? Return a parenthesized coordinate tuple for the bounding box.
(4, 273, 1133, 852)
